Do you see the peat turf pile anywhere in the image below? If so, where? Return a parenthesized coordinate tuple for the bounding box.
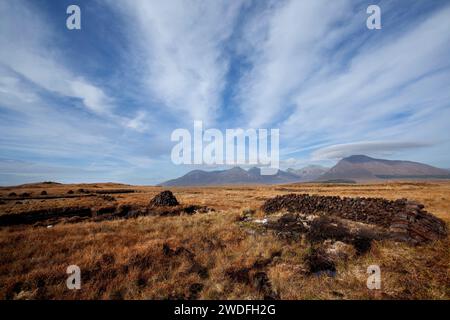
(261, 194, 447, 244)
(149, 190, 179, 207)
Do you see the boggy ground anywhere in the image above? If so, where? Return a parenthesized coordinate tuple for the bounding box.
(0, 181, 449, 300)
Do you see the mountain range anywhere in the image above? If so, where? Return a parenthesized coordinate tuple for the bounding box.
(160, 167, 302, 186)
(318, 155, 450, 181)
(159, 155, 450, 186)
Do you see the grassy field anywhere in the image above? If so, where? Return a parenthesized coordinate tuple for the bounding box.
(0, 181, 449, 300)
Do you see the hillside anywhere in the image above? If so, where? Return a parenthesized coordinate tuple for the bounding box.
(160, 167, 302, 186)
(318, 155, 450, 181)
(287, 165, 329, 181)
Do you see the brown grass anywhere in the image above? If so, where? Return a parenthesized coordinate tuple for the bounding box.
(0, 181, 449, 300)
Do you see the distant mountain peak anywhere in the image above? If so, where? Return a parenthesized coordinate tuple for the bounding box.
(248, 167, 261, 175)
(343, 155, 375, 163)
(317, 154, 450, 181)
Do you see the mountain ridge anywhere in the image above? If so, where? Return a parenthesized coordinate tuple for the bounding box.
(159, 166, 302, 186)
(317, 155, 450, 181)
(287, 165, 329, 181)
(159, 155, 450, 186)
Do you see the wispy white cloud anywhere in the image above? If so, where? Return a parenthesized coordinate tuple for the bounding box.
(0, 0, 449, 185)
(0, 0, 145, 125)
(234, 0, 450, 167)
(0, 1, 169, 184)
(110, 0, 245, 124)
(282, 5, 450, 137)
(236, 0, 357, 127)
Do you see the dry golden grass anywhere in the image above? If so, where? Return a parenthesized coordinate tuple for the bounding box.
(0, 181, 449, 299)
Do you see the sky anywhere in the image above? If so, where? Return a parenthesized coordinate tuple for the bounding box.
(0, 0, 450, 185)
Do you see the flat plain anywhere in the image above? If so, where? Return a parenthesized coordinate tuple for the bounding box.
(0, 181, 449, 299)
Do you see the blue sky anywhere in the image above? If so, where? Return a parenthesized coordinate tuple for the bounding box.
(0, 0, 450, 185)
